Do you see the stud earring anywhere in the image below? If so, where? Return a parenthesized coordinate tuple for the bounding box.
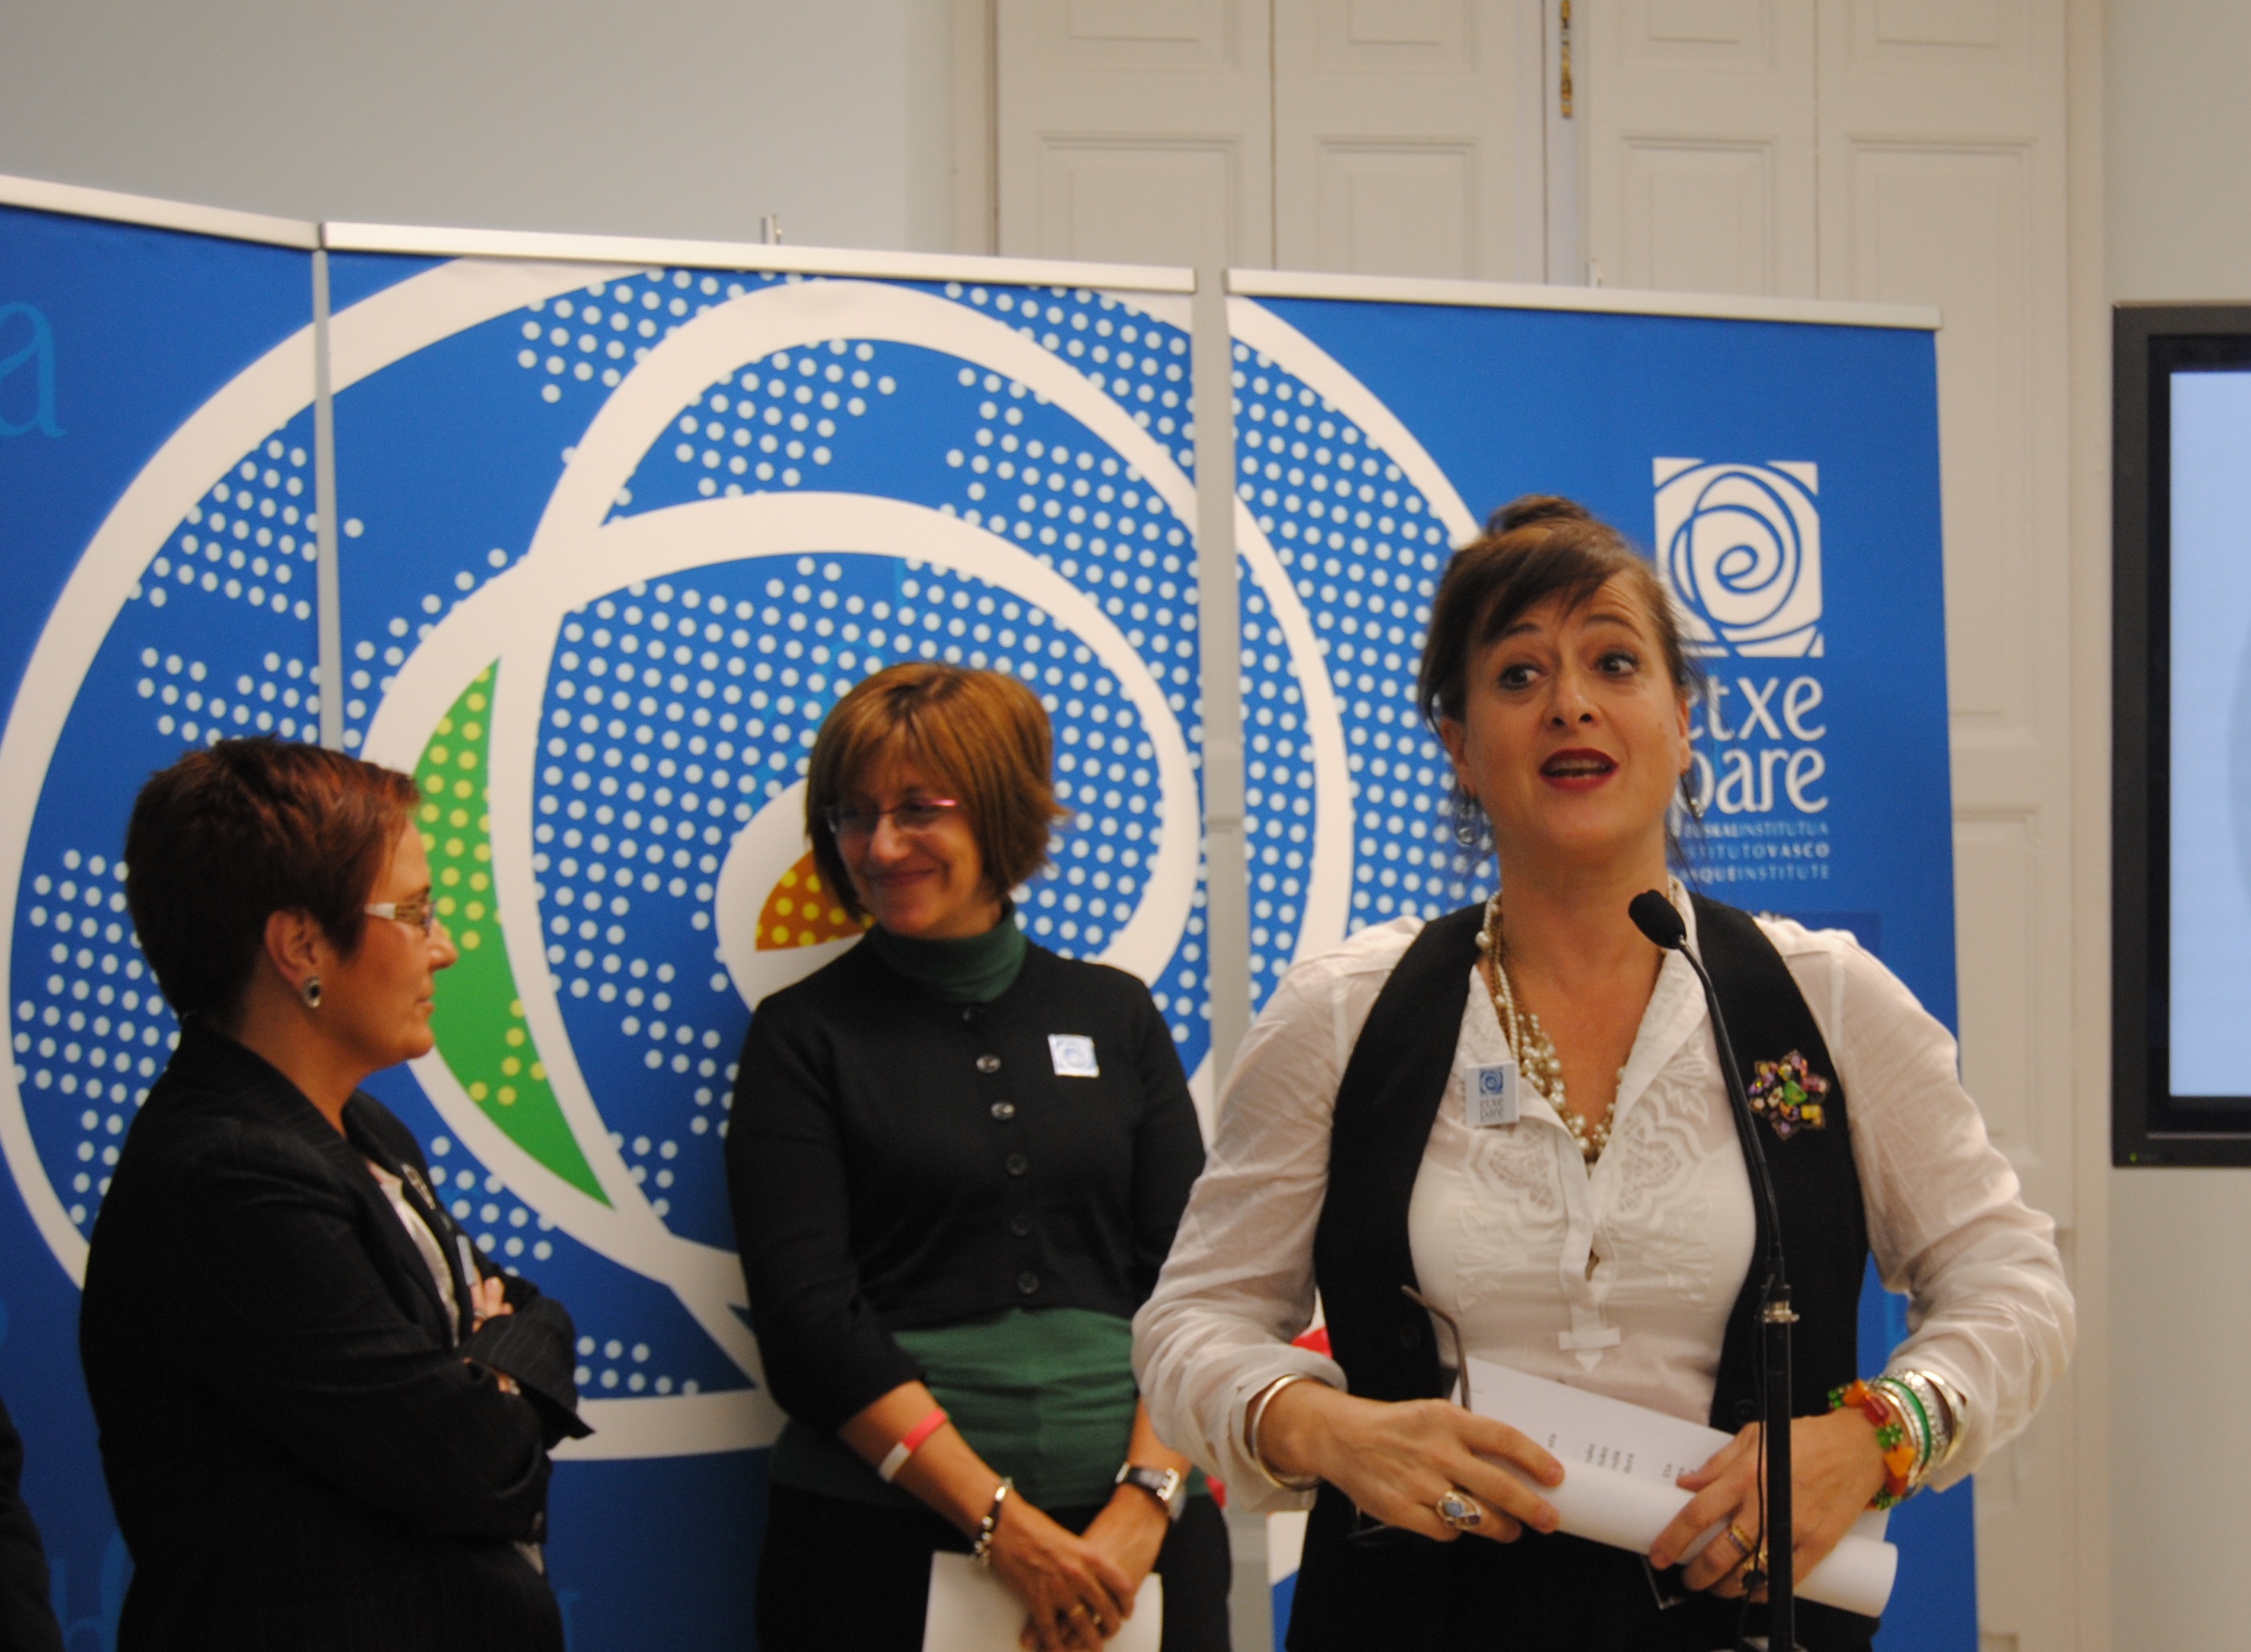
(302, 976, 323, 1009)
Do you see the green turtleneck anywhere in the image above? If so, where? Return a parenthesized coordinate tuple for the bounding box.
(861, 911, 1027, 1003)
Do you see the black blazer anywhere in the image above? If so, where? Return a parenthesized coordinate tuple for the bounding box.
(80, 1024, 588, 1652)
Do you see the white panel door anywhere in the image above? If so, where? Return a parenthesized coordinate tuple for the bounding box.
(1272, 0, 1545, 281)
(996, 0, 1273, 269)
(1580, 0, 1817, 295)
(1817, 5, 2080, 1646)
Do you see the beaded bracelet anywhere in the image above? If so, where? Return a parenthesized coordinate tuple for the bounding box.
(970, 1477, 1013, 1568)
(1829, 1379, 1919, 1509)
(1874, 1377, 1932, 1477)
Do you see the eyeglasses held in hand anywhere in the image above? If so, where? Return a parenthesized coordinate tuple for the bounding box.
(365, 894, 442, 936)
(822, 798, 963, 841)
(1346, 1287, 1474, 1549)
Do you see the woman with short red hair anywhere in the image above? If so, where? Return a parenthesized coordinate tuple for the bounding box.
(80, 738, 588, 1652)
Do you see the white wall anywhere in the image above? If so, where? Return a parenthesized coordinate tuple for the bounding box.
(2108, 1, 2251, 301)
(2106, 2, 2251, 1645)
(0, 0, 955, 252)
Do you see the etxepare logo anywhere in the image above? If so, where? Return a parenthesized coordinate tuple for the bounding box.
(1654, 459, 1820, 658)
(1655, 459, 1828, 826)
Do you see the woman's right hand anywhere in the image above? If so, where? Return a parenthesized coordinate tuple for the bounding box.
(984, 1494, 1136, 1652)
(1256, 1380, 1565, 1543)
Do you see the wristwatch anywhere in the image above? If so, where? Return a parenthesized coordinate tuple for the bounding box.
(1115, 1463, 1187, 1522)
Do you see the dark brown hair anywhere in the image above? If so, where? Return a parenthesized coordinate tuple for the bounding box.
(125, 739, 419, 1020)
(805, 663, 1067, 917)
(1416, 494, 1701, 733)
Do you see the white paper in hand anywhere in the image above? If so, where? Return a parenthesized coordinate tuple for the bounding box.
(1463, 1357, 1898, 1617)
(923, 1554, 1162, 1652)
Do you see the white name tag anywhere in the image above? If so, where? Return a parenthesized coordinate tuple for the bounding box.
(1465, 1061, 1519, 1128)
(1049, 1034, 1100, 1077)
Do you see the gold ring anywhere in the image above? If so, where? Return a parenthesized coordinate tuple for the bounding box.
(1721, 1522, 1756, 1560)
(1434, 1487, 1484, 1531)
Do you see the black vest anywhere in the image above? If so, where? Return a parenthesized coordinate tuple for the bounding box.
(1288, 896, 1874, 1652)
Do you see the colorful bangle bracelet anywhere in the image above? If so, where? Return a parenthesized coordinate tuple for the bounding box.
(876, 1405, 949, 1483)
(1875, 1378, 1933, 1481)
(1829, 1379, 1918, 1509)
(1887, 1368, 1962, 1477)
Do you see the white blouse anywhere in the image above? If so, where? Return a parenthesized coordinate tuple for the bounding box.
(363, 1156, 464, 1344)
(1132, 903, 2075, 1515)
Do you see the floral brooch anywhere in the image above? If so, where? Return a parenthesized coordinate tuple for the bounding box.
(1746, 1051, 1829, 1138)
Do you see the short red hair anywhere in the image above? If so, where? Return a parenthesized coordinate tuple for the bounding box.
(124, 739, 418, 1020)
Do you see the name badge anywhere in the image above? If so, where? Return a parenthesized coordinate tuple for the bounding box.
(1465, 1061, 1519, 1128)
(1049, 1034, 1100, 1078)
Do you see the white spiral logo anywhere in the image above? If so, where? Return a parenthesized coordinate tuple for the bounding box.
(1652, 459, 1823, 657)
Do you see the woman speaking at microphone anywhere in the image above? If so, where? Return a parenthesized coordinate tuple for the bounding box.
(728, 662, 1227, 1652)
(1132, 497, 2073, 1650)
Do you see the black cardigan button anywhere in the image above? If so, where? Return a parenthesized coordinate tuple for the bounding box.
(1010, 1213, 1033, 1237)
(1016, 1271, 1041, 1296)
(991, 1102, 1016, 1121)
(1005, 1153, 1029, 1176)
(1398, 1322, 1421, 1350)
(976, 1053, 1002, 1073)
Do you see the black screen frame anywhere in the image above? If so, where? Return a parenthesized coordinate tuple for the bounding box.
(2113, 304, 2251, 1164)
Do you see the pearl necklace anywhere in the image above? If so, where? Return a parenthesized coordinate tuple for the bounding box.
(1475, 892, 1609, 1164)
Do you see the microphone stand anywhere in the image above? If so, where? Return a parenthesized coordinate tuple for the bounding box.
(1627, 892, 1800, 1652)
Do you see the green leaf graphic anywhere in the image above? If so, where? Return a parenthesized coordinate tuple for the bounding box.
(415, 666, 608, 1204)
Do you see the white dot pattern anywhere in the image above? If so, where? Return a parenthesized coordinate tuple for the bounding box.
(19, 416, 322, 1236)
(130, 435, 317, 631)
(1231, 343, 1491, 1013)
(13, 851, 172, 1234)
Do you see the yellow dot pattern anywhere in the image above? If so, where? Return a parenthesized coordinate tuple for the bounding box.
(756, 853, 867, 950)
(416, 665, 606, 1204)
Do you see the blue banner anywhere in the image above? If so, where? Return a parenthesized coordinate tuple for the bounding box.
(322, 254, 1211, 1643)
(0, 189, 1974, 1650)
(1228, 288, 1969, 1651)
(0, 199, 316, 1645)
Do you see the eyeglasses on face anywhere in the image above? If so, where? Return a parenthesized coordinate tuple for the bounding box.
(365, 893, 442, 936)
(820, 797, 963, 842)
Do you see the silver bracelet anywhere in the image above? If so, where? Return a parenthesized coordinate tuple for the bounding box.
(970, 1477, 1012, 1568)
(1243, 1373, 1323, 1493)
(1886, 1368, 1964, 1477)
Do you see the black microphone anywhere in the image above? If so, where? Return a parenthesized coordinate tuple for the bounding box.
(1627, 889, 1688, 951)
(1631, 890, 1800, 1652)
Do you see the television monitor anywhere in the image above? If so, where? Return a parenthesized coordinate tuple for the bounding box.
(2115, 303, 2251, 1163)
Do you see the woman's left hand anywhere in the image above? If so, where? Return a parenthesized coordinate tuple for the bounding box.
(468, 1275, 513, 1331)
(465, 1276, 520, 1395)
(1068, 1489, 1169, 1631)
(1649, 1408, 1890, 1596)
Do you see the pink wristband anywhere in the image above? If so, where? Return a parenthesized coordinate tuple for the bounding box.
(876, 1407, 949, 1483)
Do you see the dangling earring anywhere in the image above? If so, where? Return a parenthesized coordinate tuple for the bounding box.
(302, 976, 323, 1009)
(1449, 781, 1490, 850)
(1677, 771, 1704, 821)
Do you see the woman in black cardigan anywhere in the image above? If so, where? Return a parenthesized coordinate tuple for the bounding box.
(80, 739, 587, 1652)
(728, 662, 1227, 1652)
